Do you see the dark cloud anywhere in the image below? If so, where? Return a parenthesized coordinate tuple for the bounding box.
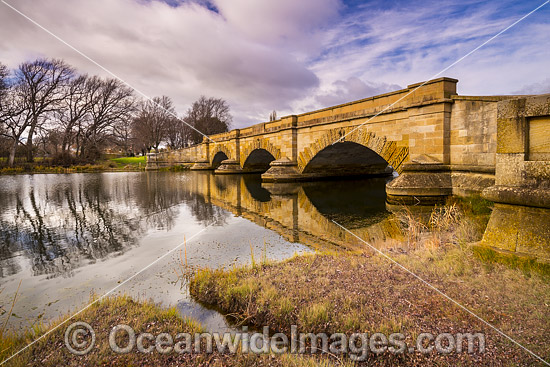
(514, 78, 550, 95)
(0, 0, 330, 128)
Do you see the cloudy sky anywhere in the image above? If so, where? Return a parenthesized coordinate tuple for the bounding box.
(0, 0, 549, 128)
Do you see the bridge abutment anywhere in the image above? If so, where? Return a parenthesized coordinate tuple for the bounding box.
(480, 95, 550, 263)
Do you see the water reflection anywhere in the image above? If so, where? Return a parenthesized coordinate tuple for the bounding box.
(0, 172, 402, 280)
(0, 174, 232, 280)
(206, 173, 403, 250)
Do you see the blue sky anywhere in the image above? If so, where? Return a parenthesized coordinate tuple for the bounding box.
(1, 0, 549, 127)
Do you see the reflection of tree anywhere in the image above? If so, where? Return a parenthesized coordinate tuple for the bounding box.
(0, 175, 144, 279)
(0, 231, 20, 278)
(0, 172, 232, 279)
(0, 180, 146, 279)
(16, 192, 72, 278)
(134, 173, 181, 231)
(134, 172, 229, 228)
(186, 194, 229, 227)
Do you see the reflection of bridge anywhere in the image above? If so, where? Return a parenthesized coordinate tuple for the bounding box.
(187, 172, 403, 251)
(147, 79, 550, 261)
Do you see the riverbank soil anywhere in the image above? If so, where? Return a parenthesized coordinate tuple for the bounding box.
(190, 199, 550, 366)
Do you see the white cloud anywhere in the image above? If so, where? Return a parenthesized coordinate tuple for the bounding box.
(0, 0, 329, 127)
(315, 77, 402, 107)
(0, 0, 548, 128)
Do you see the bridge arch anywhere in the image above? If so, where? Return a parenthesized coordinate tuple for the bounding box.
(210, 146, 231, 168)
(240, 139, 281, 168)
(297, 128, 409, 175)
(242, 149, 276, 173)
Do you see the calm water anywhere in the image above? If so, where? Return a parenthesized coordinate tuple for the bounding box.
(0, 171, 395, 332)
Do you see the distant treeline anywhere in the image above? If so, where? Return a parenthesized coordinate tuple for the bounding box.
(0, 58, 230, 166)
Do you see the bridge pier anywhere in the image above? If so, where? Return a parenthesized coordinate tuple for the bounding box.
(386, 163, 452, 205)
(190, 160, 213, 170)
(261, 158, 303, 182)
(214, 159, 243, 174)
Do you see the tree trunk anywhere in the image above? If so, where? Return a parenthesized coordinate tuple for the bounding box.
(8, 140, 17, 167)
(26, 122, 36, 163)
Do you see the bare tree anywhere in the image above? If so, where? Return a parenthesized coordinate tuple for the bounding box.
(185, 96, 231, 144)
(0, 62, 11, 152)
(1, 86, 31, 166)
(55, 75, 92, 159)
(165, 114, 192, 150)
(0, 62, 9, 109)
(79, 76, 135, 160)
(112, 118, 135, 155)
(131, 96, 175, 153)
(15, 58, 74, 162)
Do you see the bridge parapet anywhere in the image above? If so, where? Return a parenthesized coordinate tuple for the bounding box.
(295, 77, 458, 128)
(208, 129, 240, 142)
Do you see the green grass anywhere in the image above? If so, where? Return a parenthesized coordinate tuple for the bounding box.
(471, 244, 550, 277)
(109, 156, 146, 166)
(0, 156, 147, 174)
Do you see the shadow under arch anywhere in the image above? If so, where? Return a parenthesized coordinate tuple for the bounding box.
(242, 174, 271, 202)
(302, 141, 391, 179)
(298, 129, 409, 175)
(211, 151, 229, 169)
(300, 177, 390, 228)
(242, 148, 276, 173)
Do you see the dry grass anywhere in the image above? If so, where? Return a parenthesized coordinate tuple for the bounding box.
(0, 295, 354, 367)
(190, 198, 550, 366)
(0, 295, 202, 366)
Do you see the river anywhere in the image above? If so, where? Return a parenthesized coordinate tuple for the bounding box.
(0, 171, 400, 333)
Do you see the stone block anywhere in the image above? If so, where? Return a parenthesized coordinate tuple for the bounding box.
(482, 203, 550, 262)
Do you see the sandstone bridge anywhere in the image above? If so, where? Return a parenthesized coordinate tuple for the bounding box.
(147, 77, 550, 261)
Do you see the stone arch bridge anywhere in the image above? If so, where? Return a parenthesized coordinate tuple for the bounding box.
(148, 78, 507, 202)
(147, 77, 550, 258)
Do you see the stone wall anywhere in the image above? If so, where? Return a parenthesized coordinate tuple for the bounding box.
(449, 97, 500, 168)
(146, 144, 207, 170)
(481, 94, 550, 262)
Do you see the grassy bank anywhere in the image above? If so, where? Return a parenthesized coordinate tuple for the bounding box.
(0, 156, 196, 174)
(0, 156, 147, 175)
(0, 296, 352, 367)
(190, 198, 550, 366)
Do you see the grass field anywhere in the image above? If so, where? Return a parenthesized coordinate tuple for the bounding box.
(0, 156, 147, 174)
(109, 156, 147, 167)
(0, 295, 352, 367)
